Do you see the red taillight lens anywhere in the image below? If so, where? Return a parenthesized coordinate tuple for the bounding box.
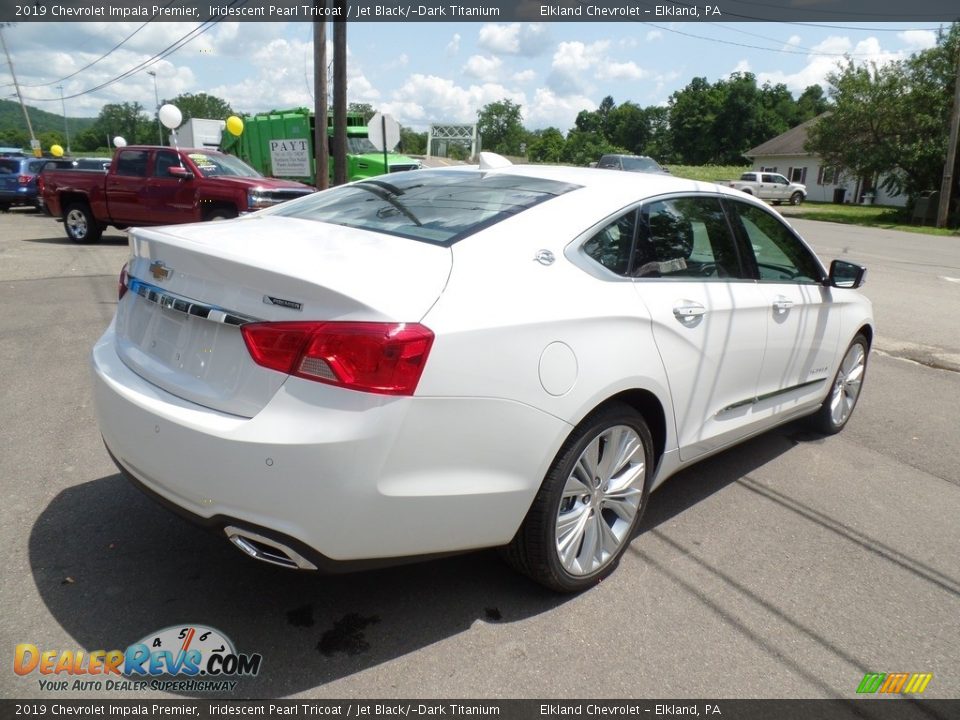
(241, 322, 434, 396)
(18, 174, 32, 185)
(118, 263, 128, 301)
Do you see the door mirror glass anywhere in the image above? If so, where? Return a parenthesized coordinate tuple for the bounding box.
(828, 259, 866, 288)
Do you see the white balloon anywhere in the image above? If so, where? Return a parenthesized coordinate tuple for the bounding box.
(113, 136, 127, 148)
(158, 104, 182, 130)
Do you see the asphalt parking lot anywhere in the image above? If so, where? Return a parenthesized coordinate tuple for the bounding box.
(1, 208, 958, 700)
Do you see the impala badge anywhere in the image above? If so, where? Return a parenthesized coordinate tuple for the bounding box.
(149, 261, 172, 281)
(263, 295, 303, 311)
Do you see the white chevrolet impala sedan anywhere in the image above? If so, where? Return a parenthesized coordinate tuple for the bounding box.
(92, 157, 872, 592)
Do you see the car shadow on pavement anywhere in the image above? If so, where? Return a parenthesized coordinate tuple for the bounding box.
(639, 420, 817, 533)
(28, 472, 567, 698)
(20, 233, 128, 246)
(28, 422, 813, 698)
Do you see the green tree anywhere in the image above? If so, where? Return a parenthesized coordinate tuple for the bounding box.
(527, 127, 566, 163)
(668, 77, 722, 164)
(807, 23, 959, 200)
(164, 92, 235, 123)
(348, 103, 377, 123)
(92, 102, 151, 146)
(606, 102, 650, 156)
(794, 84, 829, 123)
(399, 127, 426, 154)
(561, 129, 624, 167)
(477, 99, 527, 155)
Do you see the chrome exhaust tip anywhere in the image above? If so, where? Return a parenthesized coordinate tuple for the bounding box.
(224, 526, 317, 570)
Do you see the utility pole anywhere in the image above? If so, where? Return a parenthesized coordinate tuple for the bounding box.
(313, 11, 329, 190)
(938, 40, 960, 229)
(332, 6, 347, 186)
(57, 85, 71, 154)
(0, 25, 38, 155)
(146, 70, 162, 145)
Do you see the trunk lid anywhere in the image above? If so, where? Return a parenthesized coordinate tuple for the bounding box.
(115, 215, 452, 417)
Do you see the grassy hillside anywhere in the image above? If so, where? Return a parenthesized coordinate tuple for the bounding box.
(0, 98, 96, 136)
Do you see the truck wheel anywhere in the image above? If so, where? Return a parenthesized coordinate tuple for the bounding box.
(64, 203, 102, 243)
(790, 192, 804, 206)
(741, 188, 753, 195)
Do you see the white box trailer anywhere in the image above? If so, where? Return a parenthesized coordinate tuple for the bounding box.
(174, 118, 226, 149)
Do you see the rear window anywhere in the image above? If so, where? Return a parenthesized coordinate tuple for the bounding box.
(267, 170, 581, 246)
(0, 159, 19, 174)
(739, 173, 756, 181)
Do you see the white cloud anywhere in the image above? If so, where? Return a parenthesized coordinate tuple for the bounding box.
(898, 30, 937, 50)
(380, 74, 524, 129)
(548, 40, 610, 93)
(513, 69, 537, 83)
(783, 35, 802, 51)
(731, 59, 752, 75)
(597, 61, 647, 82)
(646, 30, 663, 42)
(525, 88, 596, 131)
(445, 33, 461, 56)
(756, 35, 908, 94)
(462, 55, 503, 80)
(477, 23, 550, 57)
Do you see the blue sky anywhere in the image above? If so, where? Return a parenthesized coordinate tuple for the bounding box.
(2, 20, 946, 132)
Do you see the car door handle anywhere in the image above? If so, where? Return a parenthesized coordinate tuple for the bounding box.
(772, 297, 794, 313)
(673, 303, 706, 322)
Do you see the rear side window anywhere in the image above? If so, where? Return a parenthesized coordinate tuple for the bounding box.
(0, 159, 18, 174)
(268, 170, 581, 246)
(633, 197, 743, 279)
(115, 151, 148, 177)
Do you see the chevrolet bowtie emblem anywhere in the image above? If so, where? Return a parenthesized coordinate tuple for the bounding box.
(149, 261, 172, 281)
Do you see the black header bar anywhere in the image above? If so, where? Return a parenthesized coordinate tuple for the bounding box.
(1, 0, 959, 23)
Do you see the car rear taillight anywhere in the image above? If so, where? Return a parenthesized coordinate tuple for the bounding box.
(118, 263, 128, 301)
(241, 322, 434, 396)
(18, 174, 31, 185)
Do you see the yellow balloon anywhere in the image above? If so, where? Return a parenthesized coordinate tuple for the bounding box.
(226, 116, 244, 136)
(50, 144, 64, 157)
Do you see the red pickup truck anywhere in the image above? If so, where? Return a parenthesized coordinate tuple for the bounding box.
(42, 145, 315, 243)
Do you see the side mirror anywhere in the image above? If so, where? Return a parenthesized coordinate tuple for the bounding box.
(168, 166, 194, 180)
(827, 259, 866, 289)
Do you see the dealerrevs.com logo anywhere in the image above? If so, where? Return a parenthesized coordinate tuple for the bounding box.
(14, 625, 262, 693)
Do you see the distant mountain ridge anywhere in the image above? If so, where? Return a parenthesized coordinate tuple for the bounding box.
(0, 98, 96, 135)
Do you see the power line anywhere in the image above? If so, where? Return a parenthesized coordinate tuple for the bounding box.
(11, 1, 176, 89)
(12, 0, 247, 103)
(643, 22, 941, 59)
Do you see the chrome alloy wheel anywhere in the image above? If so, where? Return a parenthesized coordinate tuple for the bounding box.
(555, 424, 645, 576)
(66, 208, 89, 239)
(829, 342, 866, 427)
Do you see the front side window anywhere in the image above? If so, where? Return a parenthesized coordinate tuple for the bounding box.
(728, 201, 824, 283)
(633, 197, 743, 279)
(153, 151, 180, 177)
(268, 170, 580, 246)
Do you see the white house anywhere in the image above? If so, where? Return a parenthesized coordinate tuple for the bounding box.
(745, 116, 907, 207)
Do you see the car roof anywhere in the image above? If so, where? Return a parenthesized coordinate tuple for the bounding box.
(467, 162, 749, 203)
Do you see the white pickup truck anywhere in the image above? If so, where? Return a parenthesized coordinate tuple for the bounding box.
(727, 171, 807, 205)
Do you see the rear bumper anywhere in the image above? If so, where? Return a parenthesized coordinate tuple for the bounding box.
(92, 323, 570, 565)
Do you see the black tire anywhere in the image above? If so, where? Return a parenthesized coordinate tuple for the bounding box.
(808, 333, 869, 435)
(790, 191, 804, 206)
(63, 202, 102, 243)
(504, 402, 654, 592)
